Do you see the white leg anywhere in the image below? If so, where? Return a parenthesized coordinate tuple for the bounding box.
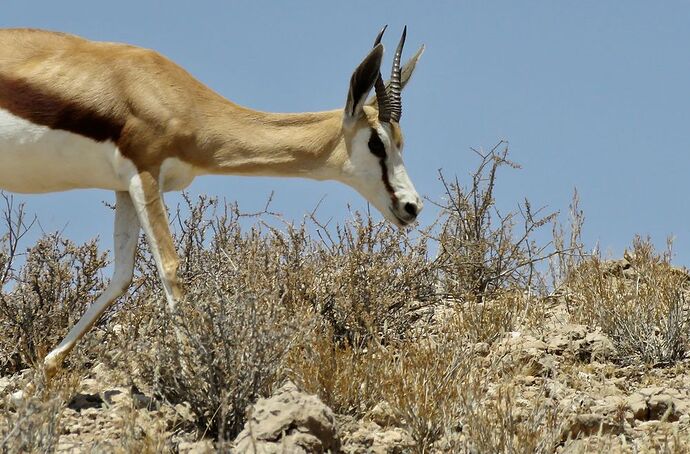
(44, 191, 140, 378)
(127, 171, 182, 312)
(127, 171, 193, 372)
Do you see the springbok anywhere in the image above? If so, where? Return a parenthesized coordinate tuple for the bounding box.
(0, 26, 423, 377)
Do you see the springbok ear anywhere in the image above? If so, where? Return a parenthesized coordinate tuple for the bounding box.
(344, 44, 384, 125)
(367, 44, 424, 107)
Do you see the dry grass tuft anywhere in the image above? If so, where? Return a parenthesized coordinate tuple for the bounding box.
(289, 330, 470, 452)
(0, 367, 81, 454)
(0, 395, 64, 453)
(460, 377, 565, 453)
(567, 236, 690, 365)
(380, 338, 469, 452)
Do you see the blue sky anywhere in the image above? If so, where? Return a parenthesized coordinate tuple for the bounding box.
(2, 1, 689, 266)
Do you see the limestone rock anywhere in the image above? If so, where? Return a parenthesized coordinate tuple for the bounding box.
(367, 401, 400, 428)
(547, 323, 587, 355)
(342, 421, 414, 454)
(233, 381, 339, 454)
(626, 387, 690, 422)
(591, 395, 626, 418)
(546, 324, 616, 362)
(492, 332, 554, 377)
(574, 332, 617, 362)
(561, 413, 624, 440)
(178, 440, 214, 454)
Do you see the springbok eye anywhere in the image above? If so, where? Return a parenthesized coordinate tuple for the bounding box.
(368, 129, 386, 158)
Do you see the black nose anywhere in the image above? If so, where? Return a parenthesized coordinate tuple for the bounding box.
(404, 202, 419, 217)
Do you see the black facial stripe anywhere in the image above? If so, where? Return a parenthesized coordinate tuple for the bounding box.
(368, 129, 398, 207)
(379, 158, 398, 207)
(368, 128, 386, 158)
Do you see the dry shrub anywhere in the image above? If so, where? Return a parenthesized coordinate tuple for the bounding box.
(460, 378, 564, 453)
(433, 143, 556, 300)
(0, 195, 108, 373)
(381, 338, 469, 452)
(288, 330, 470, 451)
(0, 367, 81, 454)
(431, 143, 558, 343)
(0, 395, 63, 453)
(567, 236, 690, 365)
(115, 197, 299, 441)
(145, 291, 295, 441)
(302, 212, 435, 346)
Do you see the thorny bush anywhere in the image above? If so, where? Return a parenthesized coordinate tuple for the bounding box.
(0, 195, 108, 374)
(430, 142, 558, 343)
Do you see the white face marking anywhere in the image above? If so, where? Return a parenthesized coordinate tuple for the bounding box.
(341, 124, 422, 226)
(0, 108, 135, 193)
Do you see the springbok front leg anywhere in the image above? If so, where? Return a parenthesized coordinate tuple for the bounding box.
(127, 170, 183, 311)
(44, 191, 141, 378)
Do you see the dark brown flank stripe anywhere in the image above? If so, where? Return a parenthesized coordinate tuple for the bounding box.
(368, 129, 398, 207)
(0, 75, 124, 143)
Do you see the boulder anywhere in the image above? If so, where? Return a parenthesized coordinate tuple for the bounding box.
(233, 381, 339, 454)
(492, 332, 554, 377)
(574, 332, 617, 362)
(546, 324, 616, 362)
(626, 387, 690, 423)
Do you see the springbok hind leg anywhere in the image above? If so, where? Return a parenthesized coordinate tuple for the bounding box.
(127, 171, 191, 360)
(44, 191, 140, 379)
(127, 170, 183, 311)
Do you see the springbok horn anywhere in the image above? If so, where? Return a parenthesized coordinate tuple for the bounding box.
(373, 25, 387, 46)
(388, 26, 406, 123)
(373, 26, 392, 123)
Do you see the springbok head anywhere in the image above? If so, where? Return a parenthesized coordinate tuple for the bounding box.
(342, 26, 424, 227)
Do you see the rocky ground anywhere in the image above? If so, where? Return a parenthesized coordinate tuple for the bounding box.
(2, 291, 690, 453)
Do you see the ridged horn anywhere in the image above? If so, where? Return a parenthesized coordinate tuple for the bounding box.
(387, 26, 406, 123)
(373, 25, 393, 123)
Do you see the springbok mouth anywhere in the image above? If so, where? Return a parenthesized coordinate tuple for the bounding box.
(390, 207, 414, 227)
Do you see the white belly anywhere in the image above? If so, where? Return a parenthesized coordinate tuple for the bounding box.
(0, 108, 197, 194)
(0, 108, 130, 193)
